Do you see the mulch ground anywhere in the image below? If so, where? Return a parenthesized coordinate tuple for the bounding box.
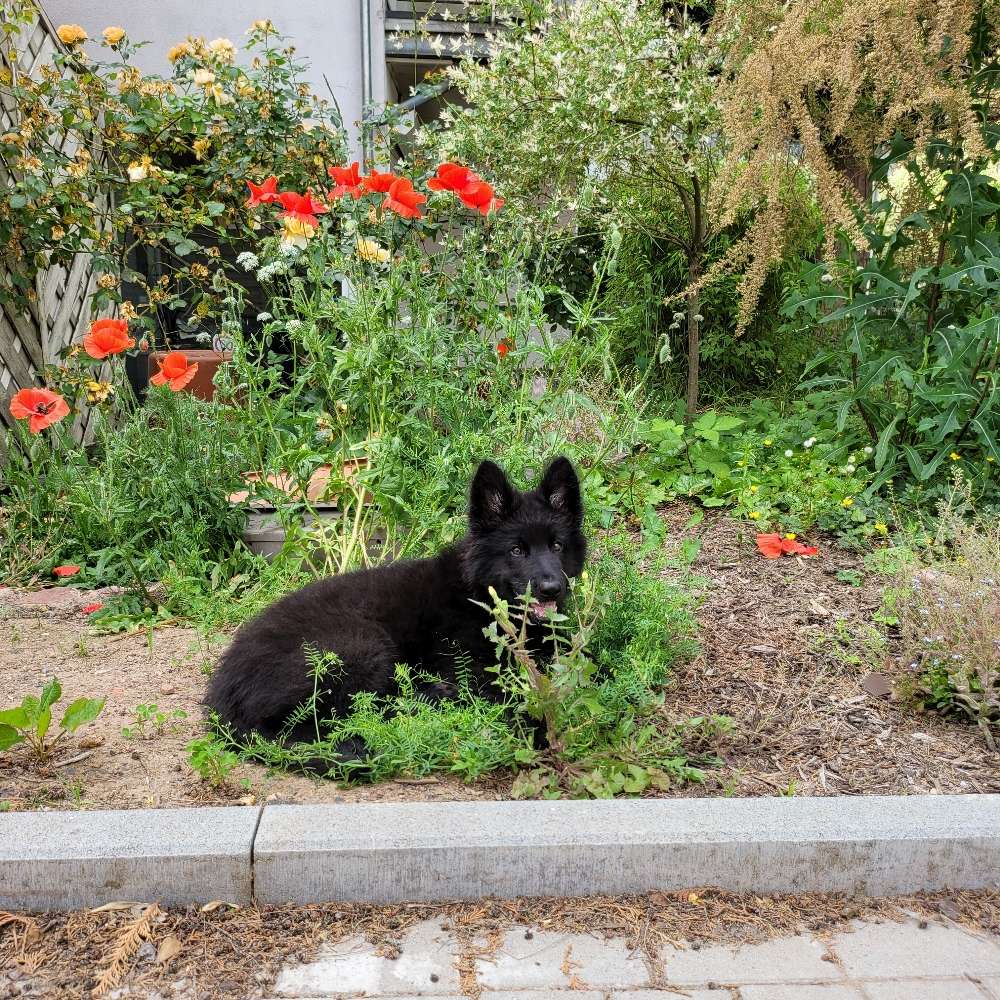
(0, 506, 996, 812)
(655, 506, 1000, 797)
(2, 888, 998, 999)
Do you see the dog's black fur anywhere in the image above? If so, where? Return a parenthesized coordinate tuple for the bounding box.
(205, 457, 586, 744)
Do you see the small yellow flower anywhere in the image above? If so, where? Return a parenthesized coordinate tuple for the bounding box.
(784, 532, 796, 540)
(57, 24, 88, 46)
(250, 19, 274, 32)
(763, 439, 773, 447)
(988, 456, 995, 463)
(355, 238, 390, 264)
(737, 459, 747, 467)
(85, 380, 114, 404)
(192, 137, 211, 160)
(581, 570, 589, 581)
(687, 892, 701, 904)
(949, 452, 961, 461)
(50, 225, 66, 241)
(874, 522, 888, 535)
(841, 497, 854, 508)
(749, 484, 759, 494)
(748, 511, 760, 520)
(102, 26, 125, 46)
(167, 41, 193, 63)
(192, 68, 216, 86)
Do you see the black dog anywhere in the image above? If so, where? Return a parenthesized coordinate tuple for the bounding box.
(205, 457, 586, 745)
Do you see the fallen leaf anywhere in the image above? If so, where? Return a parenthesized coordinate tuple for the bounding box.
(200, 900, 239, 912)
(89, 901, 145, 912)
(156, 934, 182, 965)
(862, 671, 893, 699)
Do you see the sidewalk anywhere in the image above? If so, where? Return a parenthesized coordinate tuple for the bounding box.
(269, 914, 1000, 1000)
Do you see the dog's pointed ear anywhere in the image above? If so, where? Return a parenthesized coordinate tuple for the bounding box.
(469, 460, 517, 530)
(540, 456, 582, 524)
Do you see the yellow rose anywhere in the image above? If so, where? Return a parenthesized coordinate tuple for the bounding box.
(250, 19, 274, 32)
(102, 26, 125, 46)
(281, 216, 317, 249)
(192, 68, 216, 86)
(207, 37, 237, 64)
(57, 24, 88, 46)
(355, 238, 390, 264)
(167, 41, 193, 63)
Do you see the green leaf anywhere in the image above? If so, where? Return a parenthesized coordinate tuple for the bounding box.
(875, 413, 903, 471)
(60, 697, 106, 733)
(205, 201, 225, 217)
(0, 707, 29, 730)
(0, 724, 24, 752)
(35, 706, 51, 742)
(39, 678, 62, 713)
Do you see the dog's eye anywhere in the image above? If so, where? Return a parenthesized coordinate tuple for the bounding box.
(551, 541, 563, 552)
(510, 546, 524, 557)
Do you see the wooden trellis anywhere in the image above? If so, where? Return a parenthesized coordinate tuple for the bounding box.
(0, 3, 106, 459)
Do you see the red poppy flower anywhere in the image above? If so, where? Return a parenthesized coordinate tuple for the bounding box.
(497, 338, 513, 358)
(9, 387, 70, 434)
(459, 179, 504, 216)
(361, 169, 397, 194)
(276, 190, 329, 225)
(246, 176, 280, 207)
(756, 533, 819, 559)
(53, 565, 81, 577)
(427, 162, 478, 193)
(328, 162, 363, 200)
(150, 351, 199, 392)
(83, 318, 134, 359)
(383, 177, 426, 219)
(80, 602, 103, 614)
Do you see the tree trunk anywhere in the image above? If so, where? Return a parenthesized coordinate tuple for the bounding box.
(685, 259, 701, 422)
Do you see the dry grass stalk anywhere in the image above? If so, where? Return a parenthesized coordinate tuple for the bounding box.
(713, 0, 997, 327)
(91, 903, 161, 998)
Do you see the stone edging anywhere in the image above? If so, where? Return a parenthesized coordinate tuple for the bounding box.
(1, 794, 998, 911)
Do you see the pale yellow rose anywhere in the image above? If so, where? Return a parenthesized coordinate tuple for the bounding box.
(192, 68, 216, 86)
(207, 37, 237, 64)
(281, 216, 316, 249)
(355, 238, 390, 264)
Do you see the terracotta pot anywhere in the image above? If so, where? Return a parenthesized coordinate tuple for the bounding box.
(147, 349, 232, 401)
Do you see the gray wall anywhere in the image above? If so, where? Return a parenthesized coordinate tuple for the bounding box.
(40, 0, 391, 158)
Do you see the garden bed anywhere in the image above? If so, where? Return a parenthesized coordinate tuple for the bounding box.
(0, 509, 996, 812)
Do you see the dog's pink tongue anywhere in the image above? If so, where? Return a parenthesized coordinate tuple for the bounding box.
(530, 601, 558, 618)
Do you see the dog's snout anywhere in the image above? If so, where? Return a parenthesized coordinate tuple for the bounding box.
(537, 576, 563, 600)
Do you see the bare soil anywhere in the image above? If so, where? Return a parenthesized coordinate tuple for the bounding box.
(0, 509, 996, 811)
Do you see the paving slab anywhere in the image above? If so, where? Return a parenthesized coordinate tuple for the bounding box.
(272, 919, 460, 997)
(0, 806, 259, 911)
(474, 927, 650, 989)
(612, 992, 735, 1000)
(831, 919, 1000, 979)
(661, 935, 841, 986)
(252, 796, 1000, 903)
(863, 980, 991, 999)
(739, 987, 864, 999)
(481, 991, 606, 1000)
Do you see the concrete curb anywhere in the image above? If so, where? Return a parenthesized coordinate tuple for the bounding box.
(0, 806, 260, 911)
(1, 795, 998, 911)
